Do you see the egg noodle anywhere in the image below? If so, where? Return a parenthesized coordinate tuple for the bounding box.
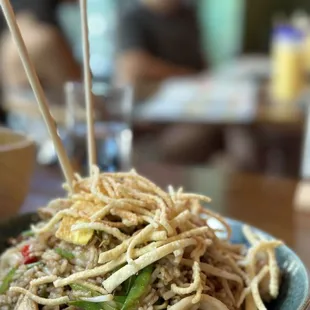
(0, 166, 282, 310)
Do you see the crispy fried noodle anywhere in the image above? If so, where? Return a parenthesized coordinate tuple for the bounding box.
(0, 166, 282, 310)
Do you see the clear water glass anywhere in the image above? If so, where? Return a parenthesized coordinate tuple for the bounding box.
(64, 81, 133, 174)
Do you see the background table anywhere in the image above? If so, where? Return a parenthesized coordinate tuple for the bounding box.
(20, 163, 310, 272)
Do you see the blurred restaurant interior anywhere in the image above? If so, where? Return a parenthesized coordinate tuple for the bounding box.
(2, 0, 310, 177)
(2, 0, 310, 263)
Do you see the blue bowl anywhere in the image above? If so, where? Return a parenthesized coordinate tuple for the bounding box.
(0, 214, 309, 309)
(228, 218, 310, 310)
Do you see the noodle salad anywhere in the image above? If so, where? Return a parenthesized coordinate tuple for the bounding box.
(0, 167, 282, 310)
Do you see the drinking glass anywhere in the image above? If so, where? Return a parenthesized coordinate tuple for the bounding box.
(64, 81, 133, 174)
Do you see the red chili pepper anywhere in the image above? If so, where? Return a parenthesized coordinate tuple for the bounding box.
(21, 245, 38, 265)
(24, 256, 38, 264)
(21, 245, 30, 257)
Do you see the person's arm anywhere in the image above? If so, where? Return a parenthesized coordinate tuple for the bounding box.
(117, 50, 196, 84)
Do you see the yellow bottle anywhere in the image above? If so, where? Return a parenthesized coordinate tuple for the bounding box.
(271, 25, 304, 105)
(291, 10, 310, 75)
(303, 34, 310, 74)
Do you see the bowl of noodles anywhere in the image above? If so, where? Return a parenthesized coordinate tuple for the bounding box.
(0, 167, 309, 310)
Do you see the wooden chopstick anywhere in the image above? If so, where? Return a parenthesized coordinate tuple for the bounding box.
(80, 0, 96, 173)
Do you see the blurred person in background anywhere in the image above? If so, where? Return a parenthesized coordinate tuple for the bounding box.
(117, 0, 205, 86)
(0, 0, 80, 92)
(117, 0, 223, 164)
(0, 0, 81, 165)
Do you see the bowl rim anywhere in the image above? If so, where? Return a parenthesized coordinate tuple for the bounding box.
(0, 127, 34, 152)
(226, 217, 310, 310)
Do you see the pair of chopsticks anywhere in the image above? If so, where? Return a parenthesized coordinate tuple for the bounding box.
(0, 0, 96, 190)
